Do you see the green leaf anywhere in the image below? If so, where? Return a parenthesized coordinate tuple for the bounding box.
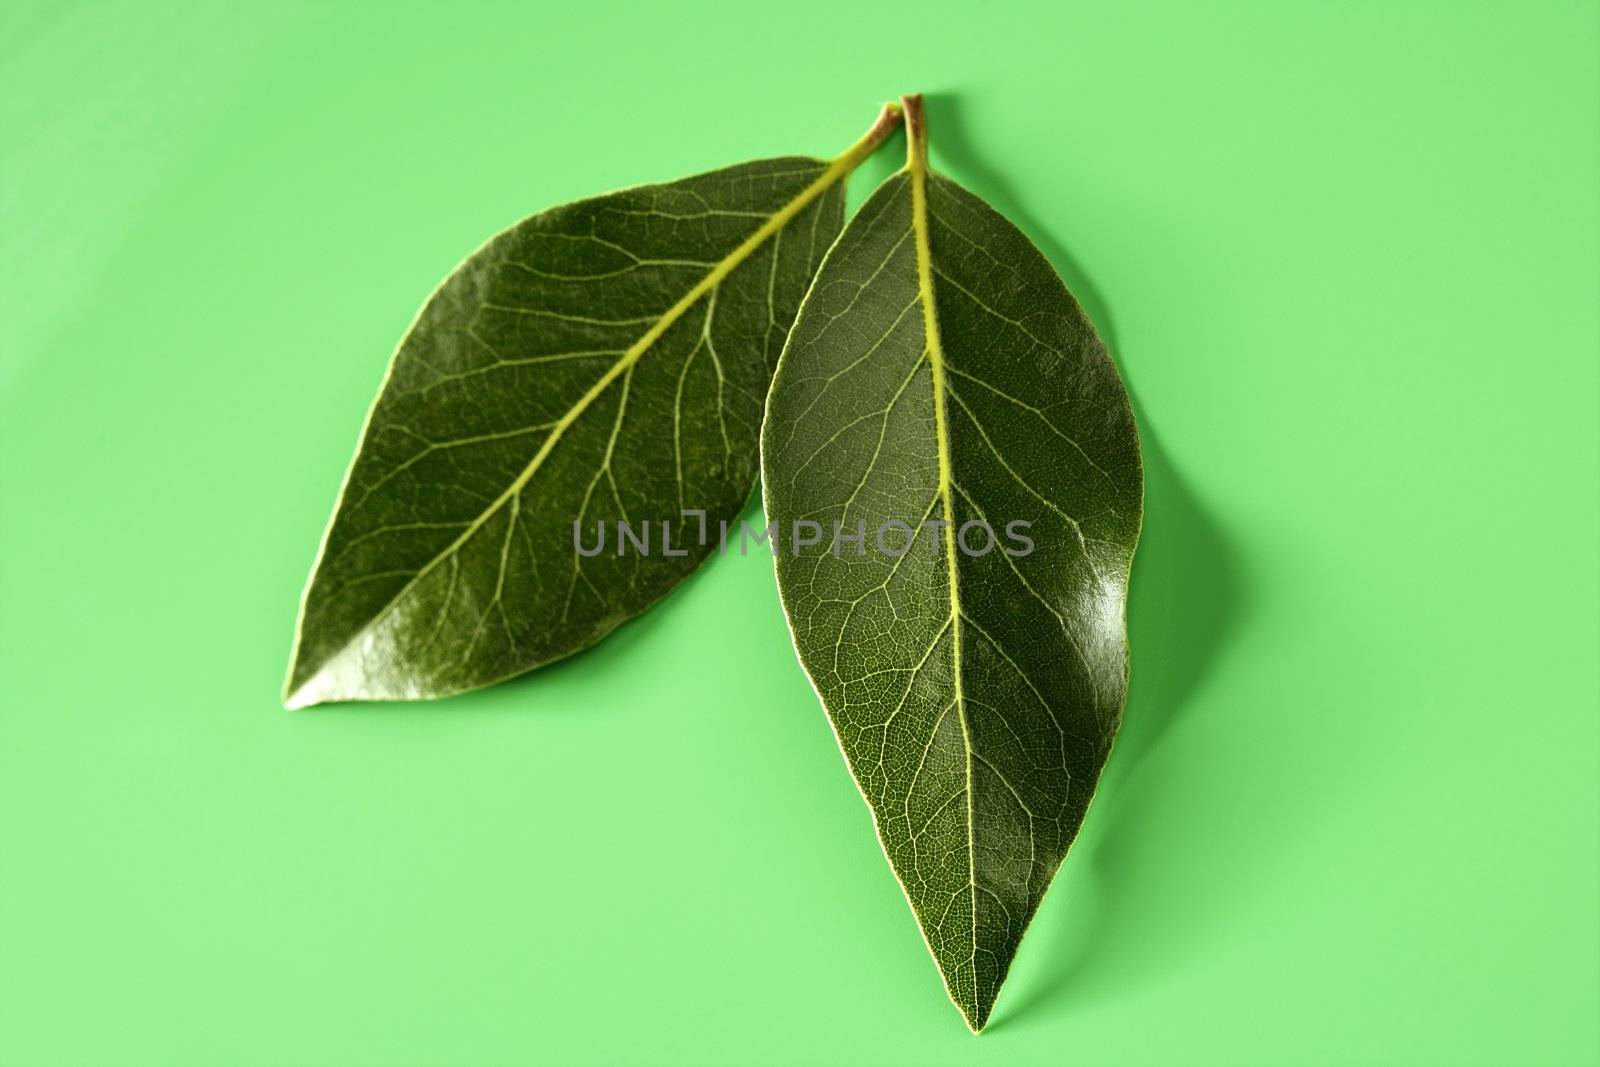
(286, 107, 901, 708)
(760, 97, 1143, 1031)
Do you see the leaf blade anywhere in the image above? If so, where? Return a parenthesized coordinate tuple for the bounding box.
(287, 154, 860, 707)
(761, 107, 1142, 1030)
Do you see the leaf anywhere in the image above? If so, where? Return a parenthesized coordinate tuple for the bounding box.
(760, 96, 1143, 1031)
(286, 106, 901, 708)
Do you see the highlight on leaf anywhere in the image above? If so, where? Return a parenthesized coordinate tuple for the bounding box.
(760, 94, 1142, 1031)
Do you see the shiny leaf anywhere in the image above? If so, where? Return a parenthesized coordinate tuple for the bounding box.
(760, 97, 1143, 1030)
(286, 109, 900, 707)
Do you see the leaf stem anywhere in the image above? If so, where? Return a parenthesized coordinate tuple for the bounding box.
(835, 100, 905, 171)
(901, 93, 928, 171)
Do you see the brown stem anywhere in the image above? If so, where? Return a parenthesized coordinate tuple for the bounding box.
(865, 100, 904, 149)
(900, 93, 928, 169)
(834, 100, 905, 170)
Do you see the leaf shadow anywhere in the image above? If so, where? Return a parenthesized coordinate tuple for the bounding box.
(920, 94, 1254, 1021)
(999, 419, 1251, 1026)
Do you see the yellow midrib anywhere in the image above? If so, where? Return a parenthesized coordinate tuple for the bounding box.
(907, 150, 980, 1022)
(294, 144, 879, 703)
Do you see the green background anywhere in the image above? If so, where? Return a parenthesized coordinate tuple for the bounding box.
(2, 2, 1596, 1064)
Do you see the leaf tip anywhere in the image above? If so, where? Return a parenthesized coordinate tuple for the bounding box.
(282, 686, 318, 711)
(282, 664, 334, 710)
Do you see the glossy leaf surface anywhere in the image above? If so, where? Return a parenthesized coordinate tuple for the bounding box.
(761, 101, 1142, 1030)
(287, 154, 862, 707)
